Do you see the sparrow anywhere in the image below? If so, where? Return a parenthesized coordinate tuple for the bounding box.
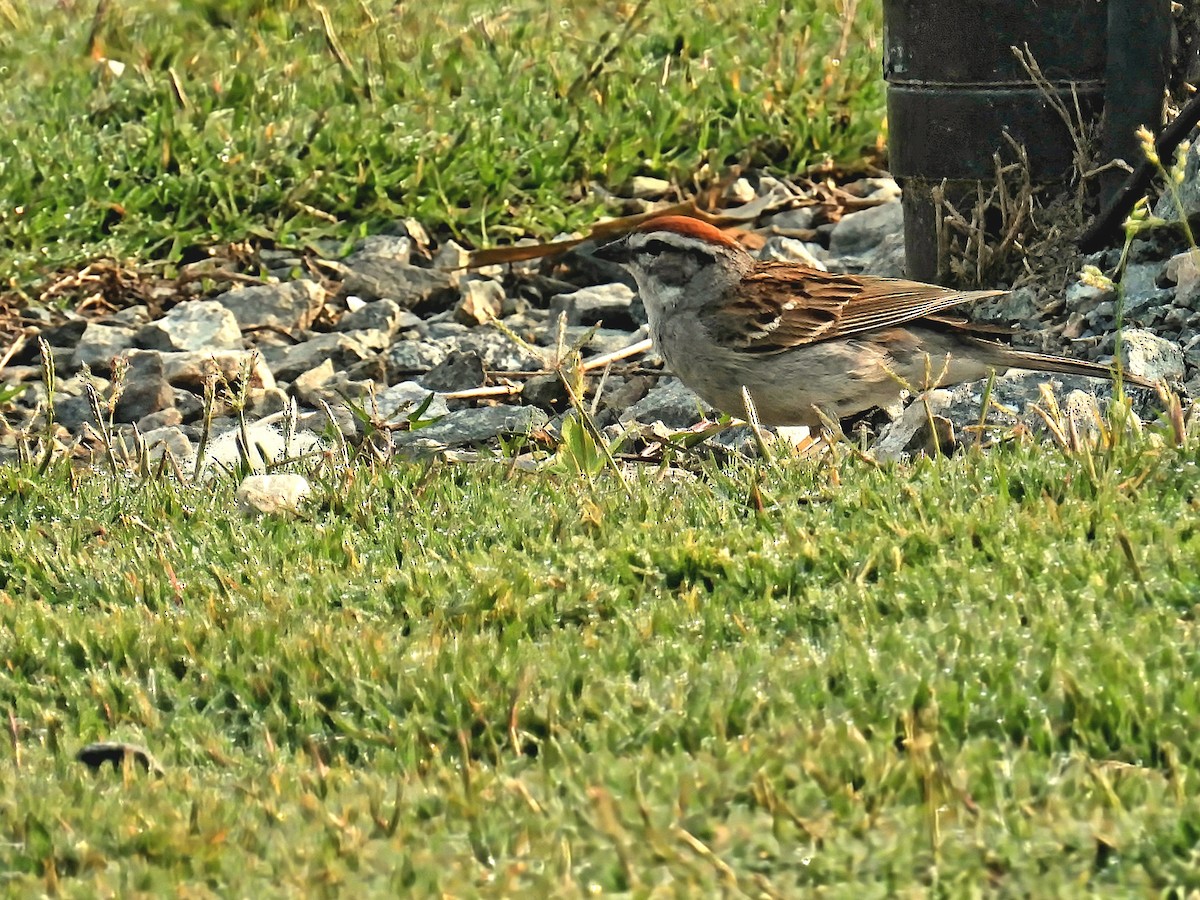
(594, 215, 1153, 427)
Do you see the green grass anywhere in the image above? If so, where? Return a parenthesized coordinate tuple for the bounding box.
(0, 0, 884, 298)
(6, 0, 1199, 893)
(3, 428, 1200, 893)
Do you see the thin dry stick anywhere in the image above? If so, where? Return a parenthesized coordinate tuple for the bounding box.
(1012, 44, 1089, 177)
(440, 384, 522, 401)
(580, 337, 653, 372)
(0, 334, 26, 370)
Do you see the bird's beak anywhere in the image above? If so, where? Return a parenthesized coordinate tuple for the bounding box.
(593, 235, 631, 264)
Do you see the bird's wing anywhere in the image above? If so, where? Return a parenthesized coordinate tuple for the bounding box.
(702, 263, 1006, 354)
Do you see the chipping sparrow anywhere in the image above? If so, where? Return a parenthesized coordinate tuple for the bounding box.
(594, 215, 1153, 427)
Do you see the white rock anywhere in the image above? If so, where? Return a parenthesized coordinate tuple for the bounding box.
(1064, 390, 1103, 446)
(235, 473, 311, 515)
(724, 178, 757, 204)
(216, 280, 327, 331)
(140, 300, 242, 352)
(873, 390, 953, 462)
(1118, 329, 1184, 383)
(195, 420, 325, 475)
(628, 176, 672, 199)
(140, 425, 193, 462)
(757, 236, 828, 270)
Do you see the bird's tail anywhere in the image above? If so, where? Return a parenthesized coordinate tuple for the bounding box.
(967, 338, 1159, 390)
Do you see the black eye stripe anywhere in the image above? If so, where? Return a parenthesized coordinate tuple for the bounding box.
(637, 239, 714, 264)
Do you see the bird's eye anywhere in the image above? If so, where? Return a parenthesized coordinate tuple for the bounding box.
(642, 239, 676, 256)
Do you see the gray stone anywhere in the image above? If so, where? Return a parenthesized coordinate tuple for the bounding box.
(873, 390, 953, 462)
(547, 327, 642, 357)
(443, 333, 544, 372)
(618, 377, 715, 428)
(940, 369, 1110, 436)
(395, 405, 548, 449)
(724, 177, 756, 204)
(352, 235, 412, 261)
(455, 278, 504, 326)
(974, 286, 1041, 326)
(114, 350, 174, 423)
(763, 207, 816, 232)
(173, 388, 205, 422)
(1165, 306, 1191, 327)
(828, 202, 904, 258)
(74, 324, 137, 371)
(1064, 390, 1103, 446)
(858, 231, 907, 278)
(264, 330, 389, 382)
(342, 257, 456, 307)
(297, 405, 358, 440)
(1090, 301, 1117, 324)
(105, 305, 151, 327)
(215, 280, 326, 332)
(1066, 277, 1115, 315)
(140, 425, 193, 463)
(375, 381, 450, 421)
(41, 318, 88, 348)
(290, 359, 337, 405)
(54, 395, 95, 432)
(335, 298, 415, 336)
(138, 300, 242, 352)
(842, 176, 902, 201)
(136, 408, 183, 432)
(1154, 138, 1200, 223)
(598, 374, 653, 414)
(420, 350, 485, 393)
(1118, 328, 1185, 382)
(1120, 261, 1172, 318)
(389, 340, 450, 373)
(1168, 249, 1200, 309)
(1183, 333, 1200, 369)
(521, 373, 568, 409)
(549, 283, 636, 328)
(247, 387, 290, 419)
(1061, 311, 1087, 340)
(150, 350, 276, 392)
(433, 239, 471, 273)
(56, 373, 103, 399)
(195, 420, 326, 474)
(416, 318, 470, 340)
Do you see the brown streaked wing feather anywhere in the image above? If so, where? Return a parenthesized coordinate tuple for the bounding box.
(704, 263, 1007, 353)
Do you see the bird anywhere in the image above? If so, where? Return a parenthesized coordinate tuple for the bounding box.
(593, 215, 1153, 427)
